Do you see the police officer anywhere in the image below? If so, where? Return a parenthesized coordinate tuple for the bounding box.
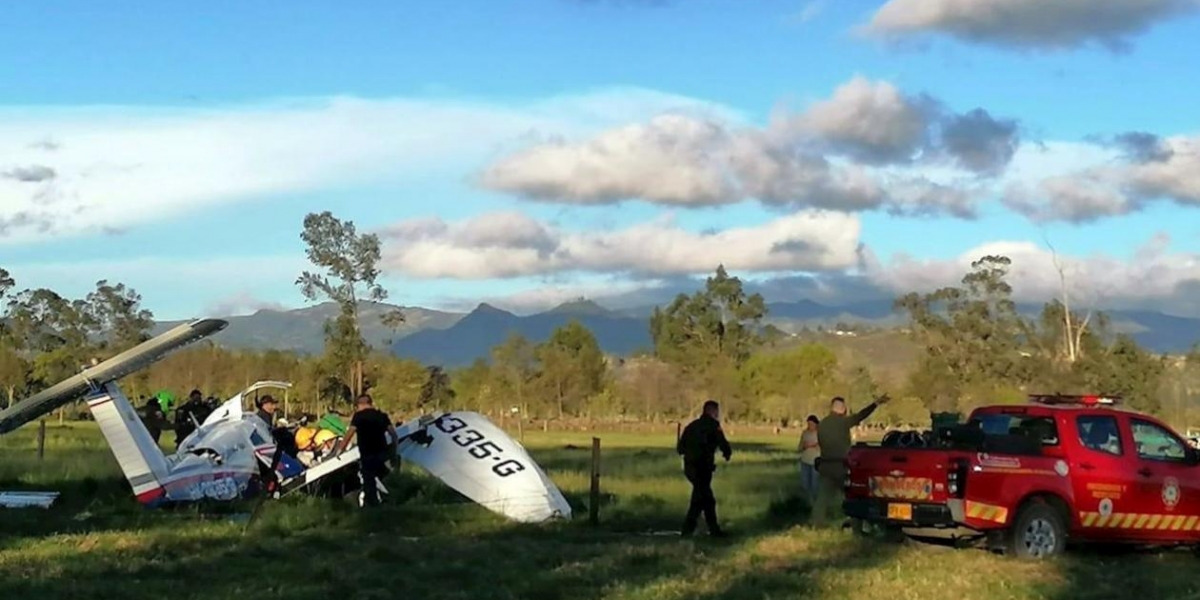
(174, 389, 204, 448)
(139, 396, 169, 444)
(812, 393, 890, 526)
(676, 399, 732, 537)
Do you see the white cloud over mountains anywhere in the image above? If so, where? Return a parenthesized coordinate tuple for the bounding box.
(378, 210, 864, 279)
(3, 79, 1197, 319)
(862, 0, 1200, 51)
(478, 76, 1018, 218)
(0, 88, 731, 245)
(469, 233, 1200, 318)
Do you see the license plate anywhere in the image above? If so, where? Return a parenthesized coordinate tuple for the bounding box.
(887, 503, 912, 521)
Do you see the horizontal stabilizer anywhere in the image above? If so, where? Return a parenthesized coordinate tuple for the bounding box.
(0, 491, 59, 509)
(0, 318, 228, 435)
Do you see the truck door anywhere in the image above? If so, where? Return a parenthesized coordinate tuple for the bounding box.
(1071, 414, 1138, 540)
(1127, 417, 1200, 542)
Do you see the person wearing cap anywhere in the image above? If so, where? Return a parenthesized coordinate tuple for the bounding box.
(676, 399, 732, 537)
(255, 395, 279, 428)
(334, 393, 398, 507)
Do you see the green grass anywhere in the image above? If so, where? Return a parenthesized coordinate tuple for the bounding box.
(3, 423, 1200, 599)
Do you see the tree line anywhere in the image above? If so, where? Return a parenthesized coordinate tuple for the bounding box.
(2, 214, 1199, 429)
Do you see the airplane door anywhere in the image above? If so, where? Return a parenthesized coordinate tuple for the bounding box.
(1070, 414, 1138, 541)
(1127, 417, 1200, 543)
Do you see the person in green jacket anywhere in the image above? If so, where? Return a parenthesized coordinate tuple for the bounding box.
(812, 393, 890, 526)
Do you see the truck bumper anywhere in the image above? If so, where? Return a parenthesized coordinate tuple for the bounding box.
(843, 498, 958, 528)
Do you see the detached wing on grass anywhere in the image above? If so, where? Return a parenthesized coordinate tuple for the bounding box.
(398, 411, 572, 523)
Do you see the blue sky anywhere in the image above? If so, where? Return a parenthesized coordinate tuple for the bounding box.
(2, 0, 1200, 319)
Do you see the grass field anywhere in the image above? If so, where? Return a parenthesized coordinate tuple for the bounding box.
(3, 423, 1200, 600)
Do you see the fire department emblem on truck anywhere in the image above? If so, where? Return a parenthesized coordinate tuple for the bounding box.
(1163, 477, 1180, 509)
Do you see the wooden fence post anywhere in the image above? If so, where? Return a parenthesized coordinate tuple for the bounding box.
(589, 437, 601, 526)
(37, 419, 46, 460)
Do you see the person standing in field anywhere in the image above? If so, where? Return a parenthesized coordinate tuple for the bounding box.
(812, 393, 890, 526)
(334, 393, 398, 508)
(798, 415, 820, 502)
(677, 399, 732, 537)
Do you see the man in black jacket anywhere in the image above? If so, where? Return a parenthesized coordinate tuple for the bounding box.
(677, 399, 732, 537)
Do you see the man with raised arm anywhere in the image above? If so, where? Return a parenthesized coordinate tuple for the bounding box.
(812, 393, 890, 526)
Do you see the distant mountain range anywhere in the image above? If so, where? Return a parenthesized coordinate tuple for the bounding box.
(154, 298, 1200, 367)
(392, 300, 653, 367)
(152, 301, 461, 354)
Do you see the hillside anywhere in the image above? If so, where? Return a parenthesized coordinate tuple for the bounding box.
(152, 301, 462, 353)
(149, 297, 1200, 361)
(391, 300, 652, 367)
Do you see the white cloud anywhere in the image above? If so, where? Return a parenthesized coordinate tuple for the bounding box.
(1000, 134, 1200, 223)
(0, 88, 734, 245)
(477, 75, 1021, 217)
(865, 234, 1200, 313)
(790, 76, 930, 165)
(205, 290, 288, 317)
(433, 232, 1200, 317)
(862, 0, 1200, 51)
(443, 279, 658, 314)
(378, 209, 864, 279)
(5, 255, 306, 320)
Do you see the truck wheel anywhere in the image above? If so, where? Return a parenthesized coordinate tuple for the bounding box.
(850, 518, 906, 544)
(1006, 502, 1065, 559)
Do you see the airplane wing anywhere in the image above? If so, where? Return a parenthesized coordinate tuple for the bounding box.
(398, 411, 572, 523)
(0, 319, 228, 435)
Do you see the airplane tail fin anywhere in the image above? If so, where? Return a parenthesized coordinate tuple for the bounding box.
(86, 382, 171, 504)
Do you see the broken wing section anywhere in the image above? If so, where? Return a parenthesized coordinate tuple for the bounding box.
(398, 412, 571, 523)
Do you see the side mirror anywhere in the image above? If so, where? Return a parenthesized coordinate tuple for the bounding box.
(1187, 447, 1200, 466)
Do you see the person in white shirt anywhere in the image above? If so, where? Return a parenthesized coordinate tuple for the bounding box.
(798, 415, 820, 502)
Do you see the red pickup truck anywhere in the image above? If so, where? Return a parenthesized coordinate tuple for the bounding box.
(842, 395, 1200, 558)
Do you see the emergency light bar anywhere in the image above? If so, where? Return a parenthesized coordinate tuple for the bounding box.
(1028, 394, 1120, 406)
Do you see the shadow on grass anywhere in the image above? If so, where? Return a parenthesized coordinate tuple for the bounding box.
(3, 431, 912, 600)
(2, 492, 905, 600)
(1048, 544, 1200, 599)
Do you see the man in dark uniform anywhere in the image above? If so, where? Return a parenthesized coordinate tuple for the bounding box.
(139, 396, 170, 444)
(676, 399, 732, 537)
(334, 394, 397, 507)
(174, 389, 204, 448)
(812, 393, 890, 525)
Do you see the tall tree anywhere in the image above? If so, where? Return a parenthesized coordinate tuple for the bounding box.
(490, 333, 538, 415)
(0, 345, 27, 409)
(5, 288, 99, 388)
(536, 321, 607, 418)
(1079, 335, 1165, 414)
(418, 365, 456, 412)
(895, 255, 1025, 410)
(650, 265, 767, 369)
(86, 279, 155, 353)
(296, 211, 400, 396)
(0, 267, 13, 308)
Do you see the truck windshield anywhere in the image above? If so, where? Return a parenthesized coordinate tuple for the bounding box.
(970, 414, 1059, 446)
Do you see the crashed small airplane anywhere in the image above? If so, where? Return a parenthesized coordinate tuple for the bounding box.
(0, 318, 572, 523)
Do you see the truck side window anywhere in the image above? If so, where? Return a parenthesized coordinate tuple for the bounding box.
(1076, 415, 1122, 456)
(1130, 419, 1187, 462)
(972, 414, 1059, 446)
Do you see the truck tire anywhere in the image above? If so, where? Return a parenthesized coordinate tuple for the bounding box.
(850, 518, 906, 544)
(1005, 501, 1066, 559)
